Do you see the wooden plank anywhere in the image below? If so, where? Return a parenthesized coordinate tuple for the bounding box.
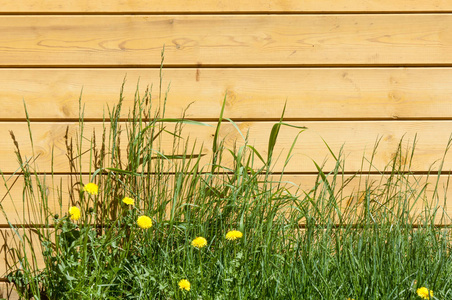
(1, 15, 452, 66)
(3, 68, 452, 120)
(0, 228, 44, 280)
(0, 282, 19, 300)
(1, 121, 452, 174)
(2, 0, 452, 13)
(0, 174, 71, 225)
(0, 175, 452, 277)
(0, 173, 451, 280)
(1, 174, 451, 225)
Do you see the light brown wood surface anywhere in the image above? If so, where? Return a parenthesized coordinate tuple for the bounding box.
(0, 172, 450, 277)
(2, 68, 452, 120)
(3, 0, 452, 291)
(0, 174, 450, 225)
(1, 121, 452, 174)
(1, 15, 452, 66)
(0, 282, 19, 300)
(0, 228, 44, 280)
(2, 0, 452, 13)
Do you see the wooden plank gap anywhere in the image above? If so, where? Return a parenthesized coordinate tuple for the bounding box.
(6, 117, 452, 123)
(8, 64, 452, 68)
(3, 11, 452, 15)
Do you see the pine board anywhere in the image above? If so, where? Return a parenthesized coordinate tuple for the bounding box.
(2, 68, 452, 120)
(0, 173, 451, 278)
(2, 0, 451, 13)
(1, 121, 452, 174)
(0, 174, 451, 225)
(0, 282, 19, 300)
(1, 15, 452, 66)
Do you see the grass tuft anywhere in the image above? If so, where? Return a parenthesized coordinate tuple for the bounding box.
(1, 74, 452, 299)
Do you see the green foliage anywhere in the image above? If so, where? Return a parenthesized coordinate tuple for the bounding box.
(1, 75, 452, 300)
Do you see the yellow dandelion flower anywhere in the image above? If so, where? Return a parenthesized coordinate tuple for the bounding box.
(137, 215, 153, 229)
(347, 298, 355, 300)
(122, 197, 135, 206)
(83, 182, 98, 196)
(68, 206, 81, 221)
(178, 279, 190, 291)
(225, 230, 243, 241)
(417, 287, 433, 299)
(191, 237, 207, 248)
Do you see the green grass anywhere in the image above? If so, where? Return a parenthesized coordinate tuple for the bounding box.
(1, 74, 452, 299)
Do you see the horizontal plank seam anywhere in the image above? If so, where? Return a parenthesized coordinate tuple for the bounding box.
(2, 12, 452, 16)
(5, 119, 452, 123)
(3, 66, 452, 70)
(8, 116, 450, 122)
(6, 64, 452, 68)
(0, 171, 448, 176)
(4, 117, 452, 123)
(0, 223, 451, 229)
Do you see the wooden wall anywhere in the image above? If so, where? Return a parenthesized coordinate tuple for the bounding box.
(1, 1, 452, 292)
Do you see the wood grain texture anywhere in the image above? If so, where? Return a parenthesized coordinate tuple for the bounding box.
(1, 121, 452, 174)
(1, 15, 452, 66)
(0, 174, 450, 225)
(0, 173, 450, 279)
(0, 282, 19, 300)
(2, 68, 452, 120)
(2, 0, 451, 13)
(0, 228, 44, 279)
